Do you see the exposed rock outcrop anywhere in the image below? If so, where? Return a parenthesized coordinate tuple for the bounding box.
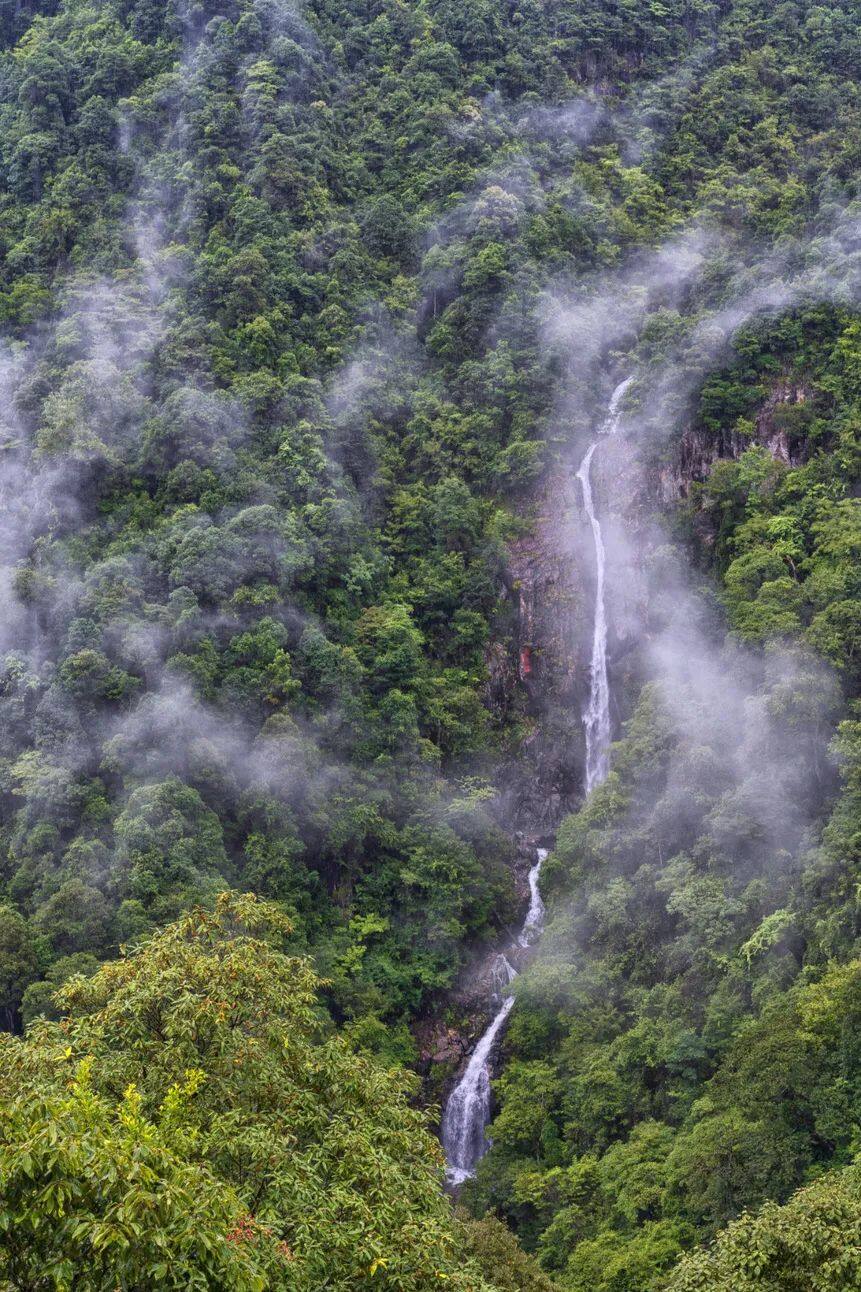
(656, 378, 813, 502)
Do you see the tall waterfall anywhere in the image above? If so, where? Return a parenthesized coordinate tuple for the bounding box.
(440, 380, 633, 1187)
(576, 377, 633, 793)
(441, 848, 548, 1186)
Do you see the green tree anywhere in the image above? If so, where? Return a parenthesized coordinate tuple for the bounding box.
(668, 1163, 861, 1292)
(0, 894, 500, 1290)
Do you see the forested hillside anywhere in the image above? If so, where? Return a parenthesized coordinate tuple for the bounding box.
(2, 0, 861, 1286)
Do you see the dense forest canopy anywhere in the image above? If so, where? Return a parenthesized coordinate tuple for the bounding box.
(1, 0, 861, 1285)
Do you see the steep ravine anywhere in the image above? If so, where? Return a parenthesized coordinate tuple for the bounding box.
(435, 379, 637, 1184)
(429, 372, 808, 1183)
(414, 441, 603, 1104)
(416, 464, 595, 1112)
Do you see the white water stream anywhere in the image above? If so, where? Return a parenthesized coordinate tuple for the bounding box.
(518, 854, 546, 949)
(576, 377, 633, 792)
(441, 379, 632, 1186)
(441, 848, 548, 1186)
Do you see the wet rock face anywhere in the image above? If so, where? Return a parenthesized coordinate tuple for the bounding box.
(755, 379, 812, 464)
(492, 472, 593, 833)
(488, 422, 654, 836)
(506, 476, 586, 708)
(418, 1019, 472, 1070)
(416, 972, 503, 1117)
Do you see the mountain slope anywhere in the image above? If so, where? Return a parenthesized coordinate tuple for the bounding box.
(1, 0, 861, 1288)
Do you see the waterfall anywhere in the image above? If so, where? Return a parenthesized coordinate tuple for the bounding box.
(518, 853, 546, 948)
(441, 848, 548, 1186)
(491, 953, 518, 995)
(440, 381, 632, 1187)
(576, 377, 633, 793)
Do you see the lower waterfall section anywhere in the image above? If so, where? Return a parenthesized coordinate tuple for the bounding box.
(440, 986, 516, 1188)
(440, 848, 547, 1186)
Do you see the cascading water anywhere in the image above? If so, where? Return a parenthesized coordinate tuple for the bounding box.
(441, 848, 548, 1186)
(491, 953, 517, 994)
(440, 381, 632, 1187)
(576, 377, 633, 793)
(518, 852, 546, 949)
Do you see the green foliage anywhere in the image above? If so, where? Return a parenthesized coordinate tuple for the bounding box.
(468, 657, 860, 1286)
(2, 0, 861, 1283)
(668, 1162, 861, 1291)
(457, 1211, 557, 1292)
(2, 0, 859, 1049)
(0, 1065, 279, 1290)
(0, 894, 500, 1290)
(690, 312, 861, 677)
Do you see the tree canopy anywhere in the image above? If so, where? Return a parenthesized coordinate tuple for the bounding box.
(0, 892, 509, 1290)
